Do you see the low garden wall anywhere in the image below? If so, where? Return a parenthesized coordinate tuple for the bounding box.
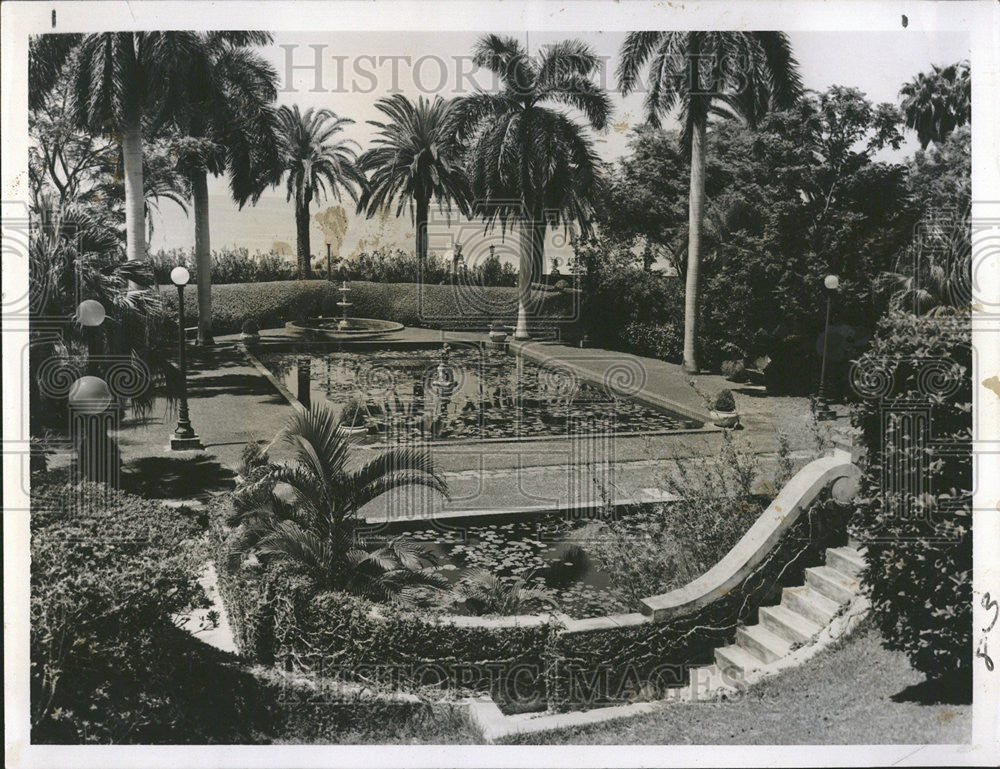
(213, 453, 858, 712)
(159, 280, 576, 338)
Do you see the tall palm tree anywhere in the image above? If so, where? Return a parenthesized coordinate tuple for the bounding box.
(448, 35, 611, 339)
(357, 94, 470, 272)
(264, 106, 367, 279)
(226, 405, 449, 602)
(66, 33, 218, 266)
(172, 32, 280, 345)
(899, 61, 971, 149)
(618, 32, 802, 372)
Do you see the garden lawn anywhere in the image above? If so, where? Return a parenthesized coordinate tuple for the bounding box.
(505, 621, 971, 745)
(158, 279, 575, 337)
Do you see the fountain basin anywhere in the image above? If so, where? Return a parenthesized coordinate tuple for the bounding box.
(285, 317, 405, 341)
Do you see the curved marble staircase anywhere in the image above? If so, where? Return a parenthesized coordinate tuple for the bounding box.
(690, 543, 866, 697)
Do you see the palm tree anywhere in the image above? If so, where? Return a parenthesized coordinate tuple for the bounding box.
(358, 94, 470, 272)
(226, 405, 450, 602)
(449, 568, 554, 616)
(66, 33, 219, 266)
(264, 106, 367, 279)
(899, 61, 971, 149)
(448, 36, 611, 339)
(172, 32, 280, 345)
(618, 32, 802, 372)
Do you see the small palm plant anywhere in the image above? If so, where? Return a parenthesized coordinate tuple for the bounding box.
(449, 568, 554, 616)
(226, 405, 449, 603)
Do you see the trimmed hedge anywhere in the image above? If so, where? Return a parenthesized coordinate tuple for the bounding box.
(158, 280, 576, 338)
(30, 481, 209, 742)
(850, 313, 972, 686)
(213, 495, 849, 712)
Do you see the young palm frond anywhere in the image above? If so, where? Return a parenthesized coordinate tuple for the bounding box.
(226, 404, 449, 600)
(450, 568, 555, 616)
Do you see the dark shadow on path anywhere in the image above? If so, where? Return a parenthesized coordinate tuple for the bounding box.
(120, 454, 236, 499)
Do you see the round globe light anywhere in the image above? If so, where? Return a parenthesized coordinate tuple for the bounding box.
(170, 266, 191, 286)
(824, 274, 840, 291)
(68, 375, 113, 414)
(76, 299, 106, 327)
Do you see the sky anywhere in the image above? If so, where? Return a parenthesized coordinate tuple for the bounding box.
(148, 29, 971, 271)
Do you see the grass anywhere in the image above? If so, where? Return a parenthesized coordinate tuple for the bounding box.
(503, 619, 971, 745)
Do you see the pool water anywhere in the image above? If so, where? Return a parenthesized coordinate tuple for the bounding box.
(392, 509, 660, 618)
(258, 345, 699, 443)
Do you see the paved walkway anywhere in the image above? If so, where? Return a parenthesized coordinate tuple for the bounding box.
(49, 326, 850, 512)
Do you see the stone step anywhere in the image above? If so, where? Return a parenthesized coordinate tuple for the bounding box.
(825, 546, 865, 578)
(687, 664, 739, 699)
(781, 585, 841, 626)
(714, 643, 766, 678)
(758, 604, 823, 644)
(805, 565, 857, 604)
(736, 624, 791, 664)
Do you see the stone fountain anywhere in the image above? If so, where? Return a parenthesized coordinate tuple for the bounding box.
(285, 279, 405, 340)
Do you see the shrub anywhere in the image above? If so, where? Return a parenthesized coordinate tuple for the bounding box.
(620, 320, 683, 363)
(241, 318, 260, 335)
(30, 481, 209, 742)
(157, 280, 575, 338)
(721, 359, 747, 382)
(850, 312, 971, 689)
(582, 429, 795, 607)
(711, 389, 736, 412)
(150, 247, 296, 285)
(340, 396, 367, 428)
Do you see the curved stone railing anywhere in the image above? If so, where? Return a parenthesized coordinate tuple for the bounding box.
(428, 448, 860, 630)
(639, 449, 860, 621)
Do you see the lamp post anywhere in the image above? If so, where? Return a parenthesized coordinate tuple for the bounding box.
(816, 274, 840, 421)
(326, 242, 332, 280)
(169, 266, 202, 450)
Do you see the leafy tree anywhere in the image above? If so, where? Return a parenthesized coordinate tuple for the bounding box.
(899, 61, 970, 149)
(357, 95, 470, 271)
(448, 35, 610, 339)
(226, 406, 449, 603)
(55, 33, 222, 265)
(263, 106, 367, 279)
(171, 32, 280, 345)
(618, 32, 803, 371)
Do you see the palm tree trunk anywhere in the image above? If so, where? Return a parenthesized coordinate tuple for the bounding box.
(514, 211, 545, 340)
(191, 168, 214, 345)
(416, 193, 429, 274)
(122, 104, 146, 266)
(296, 200, 312, 280)
(683, 116, 707, 373)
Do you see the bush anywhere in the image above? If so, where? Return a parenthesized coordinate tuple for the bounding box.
(850, 313, 972, 689)
(150, 247, 296, 285)
(340, 396, 366, 428)
(31, 481, 209, 742)
(712, 389, 736, 412)
(241, 318, 259, 335)
(158, 280, 575, 338)
(620, 321, 683, 363)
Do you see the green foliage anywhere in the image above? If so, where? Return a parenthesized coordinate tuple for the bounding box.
(157, 279, 573, 337)
(899, 61, 970, 149)
(30, 481, 209, 741)
(225, 405, 448, 602)
(581, 429, 794, 608)
(850, 312, 972, 685)
(449, 569, 556, 616)
(584, 86, 921, 374)
(712, 389, 736, 412)
(151, 246, 297, 284)
(339, 396, 367, 427)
